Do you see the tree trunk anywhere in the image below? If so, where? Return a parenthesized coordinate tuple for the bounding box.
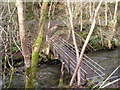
(70, 0, 103, 86)
(16, 0, 33, 88)
(108, 0, 118, 49)
(31, 2, 48, 78)
(66, 0, 80, 85)
(105, 0, 108, 25)
(80, 0, 83, 32)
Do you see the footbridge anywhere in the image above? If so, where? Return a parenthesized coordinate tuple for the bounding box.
(48, 34, 105, 84)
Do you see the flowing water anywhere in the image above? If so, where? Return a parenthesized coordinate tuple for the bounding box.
(3, 62, 71, 88)
(87, 48, 119, 88)
(2, 48, 119, 88)
(87, 48, 119, 78)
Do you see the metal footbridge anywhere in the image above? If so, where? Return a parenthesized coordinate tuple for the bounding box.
(48, 34, 105, 84)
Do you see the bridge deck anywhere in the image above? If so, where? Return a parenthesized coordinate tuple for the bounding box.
(49, 35, 105, 83)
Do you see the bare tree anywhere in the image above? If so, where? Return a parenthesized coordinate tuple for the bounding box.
(66, 0, 80, 85)
(70, 0, 104, 86)
(16, 0, 32, 88)
(16, 0, 31, 69)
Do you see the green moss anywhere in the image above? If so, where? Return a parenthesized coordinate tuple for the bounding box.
(55, 30, 61, 35)
(25, 67, 34, 88)
(59, 78, 64, 87)
(31, 3, 48, 86)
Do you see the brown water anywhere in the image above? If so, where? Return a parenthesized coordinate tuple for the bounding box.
(87, 48, 119, 78)
(1, 48, 119, 88)
(87, 48, 119, 88)
(3, 63, 71, 88)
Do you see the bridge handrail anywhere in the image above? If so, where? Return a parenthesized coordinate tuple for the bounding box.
(49, 35, 105, 82)
(51, 40, 86, 80)
(57, 36, 105, 70)
(54, 40, 104, 76)
(51, 37, 90, 74)
(51, 38, 105, 80)
(54, 36, 105, 73)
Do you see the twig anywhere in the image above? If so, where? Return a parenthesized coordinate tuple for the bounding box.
(99, 65, 120, 88)
(101, 78, 120, 88)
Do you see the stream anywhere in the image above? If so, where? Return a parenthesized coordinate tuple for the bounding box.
(2, 48, 119, 88)
(87, 48, 119, 78)
(3, 62, 71, 88)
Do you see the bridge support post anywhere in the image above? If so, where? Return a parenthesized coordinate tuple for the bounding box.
(59, 62, 65, 87)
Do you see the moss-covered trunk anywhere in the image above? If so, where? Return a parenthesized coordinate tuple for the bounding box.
(31, 2, 48, 78)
